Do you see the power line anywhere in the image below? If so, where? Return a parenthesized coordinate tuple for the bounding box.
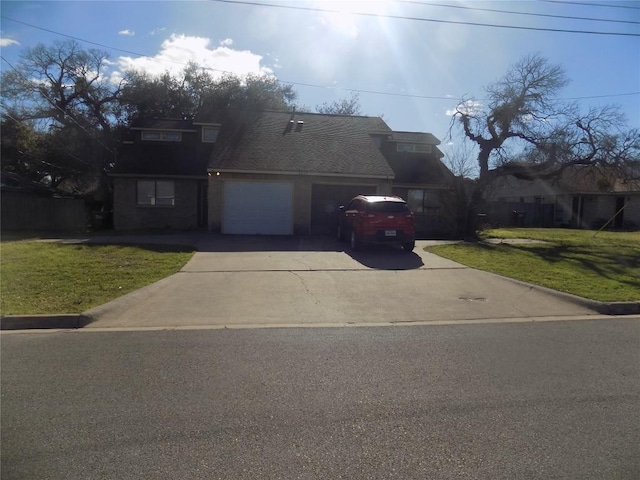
(397, 0, 640, 25)
(208, 0, 640, 36)
(1, 17, 638, 104)
(538, 0, 640, 10)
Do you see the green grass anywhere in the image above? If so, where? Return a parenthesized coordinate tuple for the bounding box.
(426, 228, 640, 302)
(1, 241, 194, 315)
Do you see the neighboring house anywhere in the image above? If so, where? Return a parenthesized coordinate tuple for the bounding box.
(483, 163, 640, 229)
(111, 118, 220, 230)
(112, 111, 456, 236)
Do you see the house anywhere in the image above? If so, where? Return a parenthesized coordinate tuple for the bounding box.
(111, 118, 220, 230)
(483, 163, 640, 230)
(112, 111, 456, 236)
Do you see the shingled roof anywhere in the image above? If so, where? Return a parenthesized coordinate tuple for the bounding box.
(209, 111, 395, 178)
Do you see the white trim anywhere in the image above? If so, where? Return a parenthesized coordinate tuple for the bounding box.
(209, 168, 394, 180)
(141, 131, 183, 142)
(193, 122, 222, 127)
(393, 183, 452, 190)
(110, 174, 206, 180)
(130, 127, 197, 133)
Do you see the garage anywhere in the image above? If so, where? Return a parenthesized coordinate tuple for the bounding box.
(222, 181, 293, 235)
(310, 183, 377, 235)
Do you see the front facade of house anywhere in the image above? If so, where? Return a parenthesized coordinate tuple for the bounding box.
(207, 111, 395, 236)
(111, 118, 219, 230)
(112, 111, 456, 237)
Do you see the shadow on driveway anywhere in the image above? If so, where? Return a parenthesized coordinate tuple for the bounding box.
(33, 232, 426, 270)
(342, 245, 424, 270)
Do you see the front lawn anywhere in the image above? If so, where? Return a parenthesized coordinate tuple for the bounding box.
(1, 241, 194, 315)
(425, 229, 640, 302)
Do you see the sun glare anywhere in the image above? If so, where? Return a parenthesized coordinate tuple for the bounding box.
(314, 0, 391, 36)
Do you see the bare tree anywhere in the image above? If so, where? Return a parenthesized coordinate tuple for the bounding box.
(2, 40, 121, 134)
(451, 53, 568, 180)
(1, 40, 121, 191)
(441, 140, 478, 178)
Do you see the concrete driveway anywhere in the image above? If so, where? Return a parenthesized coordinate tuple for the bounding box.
(83, 235, 600, 329)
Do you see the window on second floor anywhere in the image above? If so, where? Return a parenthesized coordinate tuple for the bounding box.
(202, 127, 220, 143)
(397, 143, 432, 154)
(141, 131, 182, 142)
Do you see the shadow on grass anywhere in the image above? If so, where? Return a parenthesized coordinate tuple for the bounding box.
(506, 243, 640, 289)
(76, 243, 195, 254)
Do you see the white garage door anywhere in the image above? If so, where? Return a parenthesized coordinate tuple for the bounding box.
(223, 181, 293, 235)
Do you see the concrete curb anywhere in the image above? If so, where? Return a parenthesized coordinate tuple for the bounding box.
(0, 314, 93, 330)
(481, 270, 640, 316)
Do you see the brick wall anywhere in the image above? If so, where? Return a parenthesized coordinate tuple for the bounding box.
(113, 177, 201, 230)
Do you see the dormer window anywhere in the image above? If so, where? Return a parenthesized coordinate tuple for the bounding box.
(141, 131, 182, 142)
(202, 126, 220, 143)
(397, 143, 432, 154)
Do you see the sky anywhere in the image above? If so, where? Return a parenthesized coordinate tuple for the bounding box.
(1, 0, 639, 159)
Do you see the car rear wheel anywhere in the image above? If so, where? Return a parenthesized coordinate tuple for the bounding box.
(402, 241, 415, 252)
(350, 231, 362, 251)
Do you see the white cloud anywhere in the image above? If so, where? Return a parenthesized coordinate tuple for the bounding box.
(150, 27, 166, 36)
(446, 100, 483, 117)
(117, 34, 272, 79)
(220, 38, 233, 47)
(118, 30, 135, 37)
(0, 38, 20, 47)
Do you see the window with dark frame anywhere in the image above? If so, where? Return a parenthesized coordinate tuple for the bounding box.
(202, 127, 220, 143)
(408, 189, 440, 213)
(136, 180, 175, 206)
(141, 131, 182, 142)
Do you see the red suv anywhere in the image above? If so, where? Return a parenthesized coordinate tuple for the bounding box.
(337, 195, 416, 252)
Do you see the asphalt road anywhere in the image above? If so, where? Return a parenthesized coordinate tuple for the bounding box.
(2, 319, 639, 479)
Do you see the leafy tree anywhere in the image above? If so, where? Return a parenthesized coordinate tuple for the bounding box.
(316, 92, 362, 115)
(119, 65, 297, 123)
